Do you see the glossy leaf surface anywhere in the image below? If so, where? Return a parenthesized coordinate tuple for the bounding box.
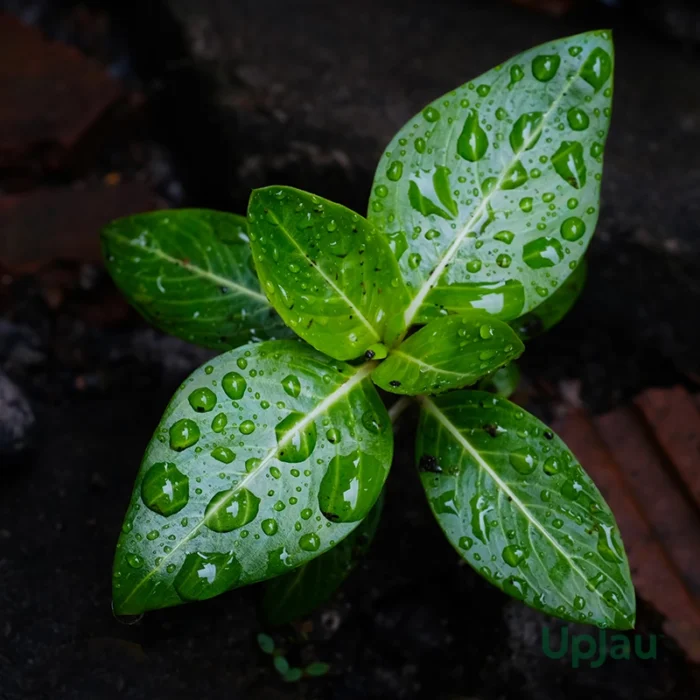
(248, 187, 409, 360)
(102, 210, 291, 350)
(262, 494, 383, 625)
(113, 340, 392, 614)
(416, 391, 635, 628)
(510, 259, 587, 341)
(372, 314, 524, 395)
(478, 362, 521, 398)
(368, 31, 613, 338)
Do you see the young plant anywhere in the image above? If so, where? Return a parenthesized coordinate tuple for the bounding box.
(104, 31, 635, 630)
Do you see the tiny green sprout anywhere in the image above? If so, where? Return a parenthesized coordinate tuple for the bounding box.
(305, 662, 331, 677)
(104, 30, 635, 636)
(256, 633, 275, 655)
(273, 655, 290, 675)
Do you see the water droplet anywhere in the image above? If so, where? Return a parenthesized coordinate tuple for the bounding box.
(457, 110, 488, 162)
(560, 216, 586, 242)
(211, 446, 235, 464)
(567, 107, 590, 131)
(281, 374, 301, 398)
(503, 576, 529, 601)
(519, 197, 533, 213)
(581, 48, 612, 92)
(236, 357, 248, 370)
(299, 532, 321, 552)
(169, 419, 200, 451)
(495, 107, 508, 120)
(276, 411, 317, 463)
(479, 324, 494, 339)
(222, 372, 247, 400)
(494, 230, 514, 244)
(574, 595, 586, 611)
(146, 530, 159, 541)
(496, 254, 512, 268)
(126, 553, 144, 569)
(188, 387, 217, 413)
(386, 161, 403, 181)
(502, 544, 528, 567)
(552, 141, 587, 189)
(532, 54, 561, 82)
(569, 46, 582, 57)
(502, 161, 528, 190)
(326, 427, 341, 444)
(261, 519, 278, 536)
(523, 237, 564, 269)
(543, 456, 561, 475)
(587, 572, 607, 590)
(476, 84, 490, 97)
(361, 409, 383, 434)
(567, 198, 579, 210)
(466, 259, 482, 273)
(319, 450, 384, 522)
(590, 142, 603, 159)
(204, 488, 260, 532)
(509, 112, 543, 152)
(174, 551, 242, 601)
(597, 523, 621, 563)
(458, 536, 474, 550)
(141, 462, 190, 516)
(211, 412, 228, 433)
(508, 64, 524, 89)
(239, 420, 255, 435)
(509, 447, 538, 475)
(423, 106, 440, 122)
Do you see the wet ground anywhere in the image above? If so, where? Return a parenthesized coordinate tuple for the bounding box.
(1, 1, 700, 698)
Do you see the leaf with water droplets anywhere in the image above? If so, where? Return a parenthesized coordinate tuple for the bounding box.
(113, 340, 392, 615)
(262, 494, 383, 625)
(248, 187, 409, 361)
(372, 314, 524, 396)
(510, 259, 587, 341)
(477, 362, 521, 398)
(102, 210, 291, 350)
(416, 390, 635, 628)
(368, 31, 613, 340)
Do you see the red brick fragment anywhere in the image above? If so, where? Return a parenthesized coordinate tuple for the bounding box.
(0, 183, 160, 272)
(635, 386, 700, 511)
(554, 408, 700, 662)
(0, 15, 123, 170)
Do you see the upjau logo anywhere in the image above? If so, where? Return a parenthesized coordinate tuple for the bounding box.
(541, 626, 657, 668)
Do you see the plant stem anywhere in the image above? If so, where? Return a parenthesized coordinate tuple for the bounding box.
(388, 396, 412, 426)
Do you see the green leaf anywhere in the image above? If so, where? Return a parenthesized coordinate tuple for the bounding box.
(256, 633, 275, 654)
(283, 667, 303, 682)
(416, 390, 635, 629)
(102, 210, 291, 350)
(248, 187, 409, 360)
(273, 655, 290, 675)
(262, 493, 383, 625)
(305, 662, 330, 677)
(510, 259, 587, 341)
(112, 340, 392, 615)
(478, 362, 521, 398)
(371, 315, 524, 396)
(368, 31, 613, 339)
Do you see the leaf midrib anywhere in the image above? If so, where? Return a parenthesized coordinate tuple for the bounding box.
(119, 360, 376, 610)
(420, 396, 632, 621)
(266, 210, 381, 344)
(401, 55, 592, 335)
(106, 230, 269, 304)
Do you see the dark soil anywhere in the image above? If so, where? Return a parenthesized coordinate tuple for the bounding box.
(1, 1, 700, 699)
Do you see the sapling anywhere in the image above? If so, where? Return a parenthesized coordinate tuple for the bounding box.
(103, 30, 635, 630)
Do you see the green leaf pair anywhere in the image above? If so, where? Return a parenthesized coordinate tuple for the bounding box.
(105, 30, 635, 631)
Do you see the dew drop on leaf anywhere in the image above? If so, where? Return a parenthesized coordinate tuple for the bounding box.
(188, 387, 217, 413)
(509, 447, 538, 475)
(298, 532, 321, 552)
(174, 551, 242, 601)
(275, 412, 318, 463)
(222, 372, 247, 400)
(281, 374, 301, 398)
(532, 54, 561, 82)
(204, 488, 261, 532)
(141, 462, 190, 516)
(169, 419, 200, 451)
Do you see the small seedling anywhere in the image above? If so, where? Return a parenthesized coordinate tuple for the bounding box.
(105, 31, 635, 631)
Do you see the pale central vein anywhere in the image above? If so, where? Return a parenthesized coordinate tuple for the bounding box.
(108, 231, 269, 304)
(120, 361, 376, 608)
(402, 58, 590, 333)
(391, 349, 466, 378)
(268, 211, 381, 342)
(420, 397, 628, 614)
